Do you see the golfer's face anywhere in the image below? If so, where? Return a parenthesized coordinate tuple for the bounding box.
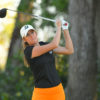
(25, 29, 38, 45)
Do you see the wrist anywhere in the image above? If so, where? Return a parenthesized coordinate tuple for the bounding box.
(57, 26, 61, 28)
(63, 29, 68, 31)
(63, 29, 69, 34)
(57, 26, 61, 29)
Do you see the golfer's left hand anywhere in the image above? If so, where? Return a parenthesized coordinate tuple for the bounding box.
(61, 19, 69, 30)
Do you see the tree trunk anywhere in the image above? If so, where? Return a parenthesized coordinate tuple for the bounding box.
(8, 24, 21, 57)
(66, 0, 98, 100)
(95, 0, 100, 99)
(6, 0, 34, 65)
(95, 0, 100, 61)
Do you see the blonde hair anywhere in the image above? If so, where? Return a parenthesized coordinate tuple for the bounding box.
(22, 41, 30, 68)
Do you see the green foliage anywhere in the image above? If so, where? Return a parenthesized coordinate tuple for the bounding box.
(55, 54, 69, 88)
(18, 0, 33, 12)
(50, 0, 68, 12)
(38, 0, 69, 28)
(40, 0, 68, 12)
(0, 54, 34, 100)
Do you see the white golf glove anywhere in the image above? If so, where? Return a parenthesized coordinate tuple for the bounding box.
(61, 19, 69, 30)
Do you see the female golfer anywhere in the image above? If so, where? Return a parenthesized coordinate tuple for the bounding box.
(20, 19, 74, 100)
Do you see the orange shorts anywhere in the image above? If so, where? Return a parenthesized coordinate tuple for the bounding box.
(32, 83, 65, 100)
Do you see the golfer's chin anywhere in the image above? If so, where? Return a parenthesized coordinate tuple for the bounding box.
(31, 40, 38, 46)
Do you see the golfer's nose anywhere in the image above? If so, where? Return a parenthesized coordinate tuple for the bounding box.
(30, 33, 34, 38)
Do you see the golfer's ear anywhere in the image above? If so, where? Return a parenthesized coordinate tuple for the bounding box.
(22, 37, 26, 42)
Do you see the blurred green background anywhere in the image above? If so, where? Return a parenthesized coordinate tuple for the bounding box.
(0, 0, 100, 100)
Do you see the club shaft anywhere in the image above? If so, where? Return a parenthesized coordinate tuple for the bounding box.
(7, 8, 56, 22)
(33, 15, 56, 22)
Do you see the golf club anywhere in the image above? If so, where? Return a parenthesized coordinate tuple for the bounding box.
(0, 8, 56, 22)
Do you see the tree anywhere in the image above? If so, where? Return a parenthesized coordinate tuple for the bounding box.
(7, 0, 34, 59)
(66, 0, 100, 100)
(1, 1, 35, 100)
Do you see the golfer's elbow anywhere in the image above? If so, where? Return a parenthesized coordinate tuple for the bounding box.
(68, 49, 74, 55)
(65, 48, 74, 55)
(51, 41, 59, 49)
(54, 42, 59, 48)
(70, 49, 74, 54)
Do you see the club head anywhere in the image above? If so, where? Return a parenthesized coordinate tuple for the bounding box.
(0, 8, 7, 18)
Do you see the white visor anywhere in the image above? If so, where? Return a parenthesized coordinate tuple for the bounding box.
(20, 25, 36, 38)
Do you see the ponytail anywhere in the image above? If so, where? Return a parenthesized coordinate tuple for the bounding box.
(22, 41, 30, 68)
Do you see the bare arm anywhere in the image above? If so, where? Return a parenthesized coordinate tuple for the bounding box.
(53, 29, 74, 55)
(31, 20, 62, 58)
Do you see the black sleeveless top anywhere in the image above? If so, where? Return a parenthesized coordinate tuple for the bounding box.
(24, 41, 61, 88)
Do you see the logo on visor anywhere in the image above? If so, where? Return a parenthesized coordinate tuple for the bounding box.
(25, 25, 29, 30)
(49, 51, 52, 54)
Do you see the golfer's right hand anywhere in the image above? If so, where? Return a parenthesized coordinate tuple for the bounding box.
(55, 19, 62, 28)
